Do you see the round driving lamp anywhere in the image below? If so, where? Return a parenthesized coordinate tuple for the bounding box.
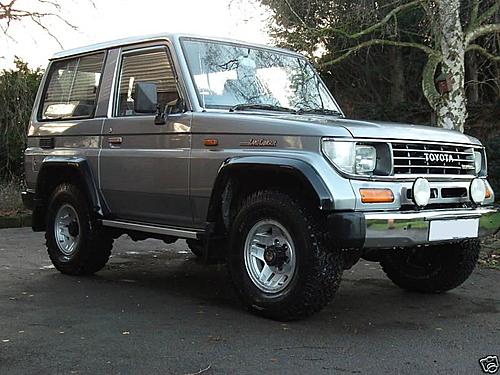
(470, 178, 486, 204)
(412, 178, 431, 207)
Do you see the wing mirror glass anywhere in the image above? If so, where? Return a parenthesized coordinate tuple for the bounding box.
(133, 82, 158, 114)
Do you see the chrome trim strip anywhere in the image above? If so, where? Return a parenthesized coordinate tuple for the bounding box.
(101, 220, 200, 239)
(364, 207, 497, 221)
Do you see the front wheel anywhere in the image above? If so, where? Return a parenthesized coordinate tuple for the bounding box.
(45, 183, 113, 275)
(228, 190, 343, 321)
(380, 239, 480, 293)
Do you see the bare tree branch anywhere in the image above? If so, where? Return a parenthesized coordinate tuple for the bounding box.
(320, 38, 436, 67)
(282, 0, 307, 28)
(467, 0, 481, 32)
(0, 0, 92, 45)
(467, 43, 500, 61)
(476, 1, 500, 25)
(316, 0, 424, 39)
(465, 23, 500, 45)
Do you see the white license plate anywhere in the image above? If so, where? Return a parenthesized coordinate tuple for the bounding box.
(428, 219, 479, 241)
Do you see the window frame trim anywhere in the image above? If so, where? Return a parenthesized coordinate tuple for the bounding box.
(112, 44, 186, 119)
(37, 50, 108, 122)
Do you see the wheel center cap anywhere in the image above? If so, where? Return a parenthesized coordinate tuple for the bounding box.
(67, 221, 79, 237)
(264, 244, 288, 268)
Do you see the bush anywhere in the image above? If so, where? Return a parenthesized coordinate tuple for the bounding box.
(484, 138, 500, 198)
(0, 58, 43, 181)
(0, 180, 24, 215)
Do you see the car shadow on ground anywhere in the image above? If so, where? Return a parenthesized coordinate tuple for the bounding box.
(22, 244, 498, 334)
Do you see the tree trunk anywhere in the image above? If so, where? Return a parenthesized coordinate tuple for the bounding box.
(390, 46, 405, 105)
(466, 52, 480, 104)
(435, 0, 467, 132)
(494, 10, 500, 99)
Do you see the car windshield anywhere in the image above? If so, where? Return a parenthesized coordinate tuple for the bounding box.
(181, 39, 340, 113)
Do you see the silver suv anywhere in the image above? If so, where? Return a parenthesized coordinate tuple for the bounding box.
(23, 33, 499, 320)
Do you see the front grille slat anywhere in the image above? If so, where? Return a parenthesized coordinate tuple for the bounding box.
(391, 142, 476, 176)
(392, 148, 473, 155)
(394, 164, 464, 169)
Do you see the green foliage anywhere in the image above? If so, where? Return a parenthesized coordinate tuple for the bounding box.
(0, 58, 43, 181)
(484, 137, 500, 198)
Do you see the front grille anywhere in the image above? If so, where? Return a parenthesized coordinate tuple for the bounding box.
(391, 142, 476, 176)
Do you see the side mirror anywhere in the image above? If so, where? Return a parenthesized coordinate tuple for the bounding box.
(154, 98, 187, 125)
(134, 82, 158, 114)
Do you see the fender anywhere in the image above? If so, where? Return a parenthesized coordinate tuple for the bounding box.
(31, 157, 108, 230)
(207, 156, 334, 224)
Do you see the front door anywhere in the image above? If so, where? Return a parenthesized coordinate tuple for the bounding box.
(100, 45, 192, 227)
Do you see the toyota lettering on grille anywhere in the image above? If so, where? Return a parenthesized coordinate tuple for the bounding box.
(423, 153, 457, 163)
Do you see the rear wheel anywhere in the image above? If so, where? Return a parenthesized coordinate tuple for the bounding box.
(228, 190, 343, 321)
(45, 183, 113, 275)
(380, 239, 480, 293)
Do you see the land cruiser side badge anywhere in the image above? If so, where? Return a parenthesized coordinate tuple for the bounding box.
(240, 139, 278, 147)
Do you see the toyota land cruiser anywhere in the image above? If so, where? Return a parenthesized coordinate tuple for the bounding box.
(22, 33, 499, 320)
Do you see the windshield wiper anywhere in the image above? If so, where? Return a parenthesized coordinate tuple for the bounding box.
(297, 108, 342, 116)
(229, 103, 298, 113)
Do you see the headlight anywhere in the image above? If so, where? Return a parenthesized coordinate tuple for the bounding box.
(470, 178, 486, 204)
(355, 145, 377, 174)
(322, 141, 376, 175)
(474, 151, 482, 175)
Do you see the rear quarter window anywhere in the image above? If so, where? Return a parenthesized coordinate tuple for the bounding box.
(39, 52, 106, 121)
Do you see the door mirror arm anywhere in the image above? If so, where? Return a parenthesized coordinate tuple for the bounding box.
(154, 98, 186, 126)
(154, 106, 166, 125)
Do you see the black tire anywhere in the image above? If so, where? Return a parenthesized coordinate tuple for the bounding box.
(380, 239, 480, 293)
(228, 190, 343, 321)
(186, 239, 204, 257)
(45, 183, 113, 275)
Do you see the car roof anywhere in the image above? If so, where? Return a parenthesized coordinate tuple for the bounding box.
(50, 32, 303, 60)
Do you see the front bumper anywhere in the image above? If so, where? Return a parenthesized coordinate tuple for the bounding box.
(328, 207, 499, 249)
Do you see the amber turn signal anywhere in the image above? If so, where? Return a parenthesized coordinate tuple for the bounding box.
(360, 188, 394, 203)
(485, 186, 492, 199)
(203, 139, 218, 147)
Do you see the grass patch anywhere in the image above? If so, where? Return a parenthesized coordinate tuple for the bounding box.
(0, 181, 26, 216)
(479, 235, 500, 270)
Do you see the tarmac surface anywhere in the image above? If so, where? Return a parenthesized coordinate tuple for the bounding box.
(0, 228, 498, 374)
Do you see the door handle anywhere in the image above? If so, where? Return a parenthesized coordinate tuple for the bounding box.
(108, 137, 123, 148)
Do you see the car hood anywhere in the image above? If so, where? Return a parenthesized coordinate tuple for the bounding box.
(268, 114, 481, 145)
(333, 118, 480, 145)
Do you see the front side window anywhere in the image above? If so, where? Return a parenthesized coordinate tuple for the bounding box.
(41, 52, 105, 120)
(181, 39, 339, 112)
(116, 49, 179, 117)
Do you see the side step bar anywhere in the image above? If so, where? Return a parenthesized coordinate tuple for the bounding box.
(101, 220, 202, 240)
